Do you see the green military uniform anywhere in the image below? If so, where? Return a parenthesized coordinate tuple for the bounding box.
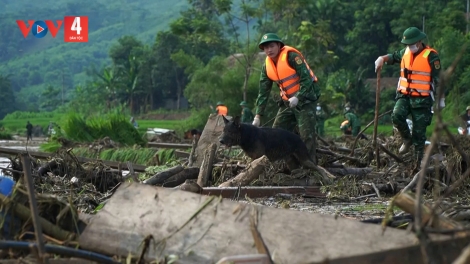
(254, 33, 321, 162)
(384, 27, 441, 165)
(240, 101, 254, 123)
(315, 103, 327, 137)
(343, 106, 361, 136)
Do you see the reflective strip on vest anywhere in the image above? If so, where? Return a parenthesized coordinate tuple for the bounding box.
(398, 46, 436, 97)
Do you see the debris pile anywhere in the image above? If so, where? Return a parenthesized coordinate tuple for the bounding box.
(1, 114, 470, 263)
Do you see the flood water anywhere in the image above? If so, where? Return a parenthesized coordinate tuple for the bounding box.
(0, 143, 40, 170)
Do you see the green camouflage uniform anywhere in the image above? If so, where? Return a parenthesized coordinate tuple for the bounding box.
(386, 44, 441, 164)
(255, 51, 321, 161)
(241, 107, 254, 123)
(343, 110, 361, 136)
(315, 108, 327, 137)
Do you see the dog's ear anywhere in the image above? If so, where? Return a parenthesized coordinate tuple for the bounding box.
(233, 116, 241, 127)
(223, 115, 229, 125)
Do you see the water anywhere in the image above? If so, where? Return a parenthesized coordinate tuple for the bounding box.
(0, 144, 41, 170)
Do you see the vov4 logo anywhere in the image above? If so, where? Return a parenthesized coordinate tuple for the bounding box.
(16, 16, 88, 42)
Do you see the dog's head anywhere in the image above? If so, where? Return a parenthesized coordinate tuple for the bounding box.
(219, 115, 242, 147)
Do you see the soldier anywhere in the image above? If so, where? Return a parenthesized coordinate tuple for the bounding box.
(315, 102, 327, 137)
(375, 27, 444, 168)
(214, 101, 228, 116)
(342, 103, 365, 138)
(240, 101, 254, 123)
(26, 121, 33, 141)
(252, 33, 320, 162)
(459, 106, 470, 134)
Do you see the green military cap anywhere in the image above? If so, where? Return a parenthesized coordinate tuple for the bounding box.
(240, 101, 248, 106)
(258, 33, 284, 50)
(216, 101, 224, 106)
(466, 106, 470, 111)
(401, 27, 427, 45)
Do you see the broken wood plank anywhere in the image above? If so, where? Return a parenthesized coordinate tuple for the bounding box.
(201, 186, 325, 198)
(197, 143, 217, 187)
(147, 142, 192, 149)
(194, 114, 228, 167)
(79, 183, 462, 264)
(0, 147, 148, 172)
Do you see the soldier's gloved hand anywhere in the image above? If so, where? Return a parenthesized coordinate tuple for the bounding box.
(439, 98, 445, 108)
(375, 57, 384, 72)
(252, 116, 260, 127)
(288, 97, 299, 108)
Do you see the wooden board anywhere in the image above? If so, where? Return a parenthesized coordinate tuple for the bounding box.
(194, 114, 229, 167)
(79, 182, 438, 263)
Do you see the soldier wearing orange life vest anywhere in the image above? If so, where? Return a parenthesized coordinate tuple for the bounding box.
(374, 27, 443, 169)
(215, 101, 228, 116)
(253, 33, 321, 163)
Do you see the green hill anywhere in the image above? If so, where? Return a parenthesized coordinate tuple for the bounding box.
(0, 0, 188, 108)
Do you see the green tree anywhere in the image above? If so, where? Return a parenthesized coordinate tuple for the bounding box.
(0, 74, 16, 118)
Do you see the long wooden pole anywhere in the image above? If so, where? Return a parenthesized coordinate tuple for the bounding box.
(373, 69, 382, 167)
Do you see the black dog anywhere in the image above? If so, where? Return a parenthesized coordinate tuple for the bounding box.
(219, 116, 335, 182)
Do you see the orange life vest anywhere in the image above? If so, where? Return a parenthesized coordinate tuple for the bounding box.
(265, 46, 317, 101)
(216, 105, 228, 116)
(397, 46, 437, 97)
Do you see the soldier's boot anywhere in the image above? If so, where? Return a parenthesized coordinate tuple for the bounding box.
(399, 139, 412, 154)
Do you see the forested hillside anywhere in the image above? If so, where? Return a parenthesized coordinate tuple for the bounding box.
(0, 0, 188, 110)
(1, 0, 470, 130)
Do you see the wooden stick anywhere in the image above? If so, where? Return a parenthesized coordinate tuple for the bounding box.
(373, 69, 381, 167)
(21, 154, 48, 263)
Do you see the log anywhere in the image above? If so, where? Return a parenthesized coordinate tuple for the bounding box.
(219, 155, 269, 187)
(393, 192, 464, 233)
(325, 167, 373, 177)
(162, 167, 200, 187)
(143, 165, 184, 185)
(197, 143, 217, 187)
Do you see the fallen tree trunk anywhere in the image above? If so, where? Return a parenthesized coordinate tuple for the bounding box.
(143, 165, 184, 185)
(162, 167, 200, 188)
(219, 155, 269, 187)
